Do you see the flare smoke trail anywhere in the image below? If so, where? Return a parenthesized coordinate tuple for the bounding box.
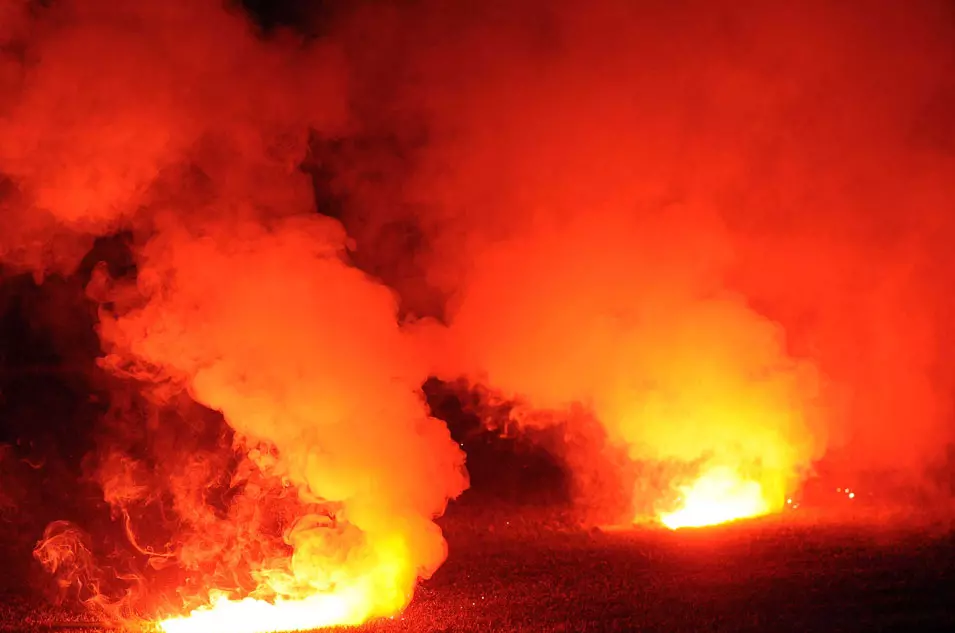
(326, 0, 955, 517)
(1, 0, 466, 627)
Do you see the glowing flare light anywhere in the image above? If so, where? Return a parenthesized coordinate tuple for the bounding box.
(659, 466, 772, 530)
(156, 536, 419, 633)
(158, 583, 396, 633)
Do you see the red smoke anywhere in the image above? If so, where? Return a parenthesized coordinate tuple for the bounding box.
(2, 0, 955, 628)
(333, 0, 955, 509)
(3, 0, 466, 628)
(0, 0, 345, 273)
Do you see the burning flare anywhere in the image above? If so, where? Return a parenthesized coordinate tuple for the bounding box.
(6, 0, 955, 627)
(429, 210, 821, 527)
(94, 218, 467, 631)
(659, 466, 772, 529)
(158, 568, 402, 633)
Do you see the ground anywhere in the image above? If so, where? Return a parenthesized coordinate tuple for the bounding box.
(2, 515, 953, 633)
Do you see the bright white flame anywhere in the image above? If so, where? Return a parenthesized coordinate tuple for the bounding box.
(158, 588, 376, 633)
(660, 466, 771, 529)
(158, 582, 401, 633)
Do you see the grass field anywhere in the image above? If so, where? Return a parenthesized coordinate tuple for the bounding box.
(3, 514, 953, 633)
(386, 519, 955, 632)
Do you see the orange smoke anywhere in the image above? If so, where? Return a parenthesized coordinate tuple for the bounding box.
(335, 0, 955, 524)
(2, 0, 955, 628)
(94, 216, 466, 629)
(1, 0, 465, 629)
(427, 211, 821, 527)
(0, 0, 344, 275)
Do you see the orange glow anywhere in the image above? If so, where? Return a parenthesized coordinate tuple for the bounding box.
(157, 561, 405, 633)
(6, 1, 955, 627)
(154, 518, 423, 633)
(159, 592, 368, 633)
(88, 218, 466, 630)
(659, 466, 773, 529)
(432, 215, 821, 525)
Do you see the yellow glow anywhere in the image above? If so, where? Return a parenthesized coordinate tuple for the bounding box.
(156, 536, 416, 633)
(659, 465, 772, 529)
(158, 579, 398, 633)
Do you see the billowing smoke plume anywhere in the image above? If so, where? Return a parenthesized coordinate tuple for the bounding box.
(93, 215, 467, 627)
(1, 0, 466, 627)
(4, 0, 955, 625)
(326, 0, 955, 516)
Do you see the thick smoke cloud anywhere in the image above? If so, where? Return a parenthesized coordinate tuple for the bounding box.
(1, 0, 467, 625)
(0, 0, 345, 273)
(94, 215, 467, 624)
(329, 0, 955, 512)
(3, 0, 955, 624)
